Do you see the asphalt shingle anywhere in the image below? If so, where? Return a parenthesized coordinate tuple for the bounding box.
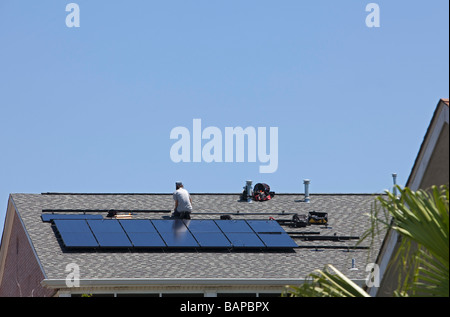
(11, 193, 386, 282)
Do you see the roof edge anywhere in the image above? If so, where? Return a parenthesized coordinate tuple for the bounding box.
(36, 192, 381, 196)
(41, 278, 311, 289)
(42, 277, 368, 288)
(406, 98, 450, 188)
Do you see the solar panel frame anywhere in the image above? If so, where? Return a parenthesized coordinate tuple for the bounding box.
(246, 220, 285, 233)
(92, 232, 133, 248)
(214, 220, 254, 233)
(87, 219, 125, 232)
(183, 220, 222, 233)
(126, 232, 167, 248)
(257, 233, 298, 248)
(183, 220, 231, 248)
(51, 218, 297, 250)
(87, 219, 132, 248)
(152, 220, 199, 248)
(41, 214, 103, 222)
(152, 219, 188, 232)
(57, 232, 99, 248)
(119, 219, 158, 233)
(246, 220, 298, 248)
(53, 219, 93, 234)
(189, 232, 232, 248)
(214, 220, 266, 249)
(53, 219, 99, 248)
(225, 233, 265, 248)
(157, 231, 199, 248)
(119, 220, 165, 247)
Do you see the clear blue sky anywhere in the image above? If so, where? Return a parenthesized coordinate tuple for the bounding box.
(0, 1, 448, 231)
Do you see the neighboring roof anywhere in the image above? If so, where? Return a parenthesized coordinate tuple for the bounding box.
(371, 98, 449, 296)
(406, 98, 449, 190)
(9, 192, 385, 286)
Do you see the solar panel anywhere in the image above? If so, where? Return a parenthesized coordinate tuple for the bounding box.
(246, 220, 285, 233)
(246, 220, 298, 248)
(51, 219, 297, 250)
(41, 214, 103, 222)
(184, 220, 231, 248)
(213, 220, 264, 248)
(53, 219, 99, 248)
(119, 219, 158, 233)
(152, 219, 185, 232)
(53, 219, 93, 233)
(152, 220, 199, 248)
(257, 233, 298, 248)
(225, 233, 265, 248)
(183, 220, 222, 233)
(119, 220, 165, 247)
(126, 232, 166, 247)
(87, 220, 132, 248)
(194, 232, 232, 247)
(214, 220, 254, 233)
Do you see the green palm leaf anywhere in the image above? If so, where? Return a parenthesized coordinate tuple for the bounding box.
(378, 185, 449, 297)
(287, 185, 449, 297)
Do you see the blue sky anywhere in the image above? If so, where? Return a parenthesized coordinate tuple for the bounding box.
(0, 1, 448, 231)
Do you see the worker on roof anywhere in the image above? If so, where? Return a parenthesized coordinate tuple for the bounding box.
(173, 181, 193, 219)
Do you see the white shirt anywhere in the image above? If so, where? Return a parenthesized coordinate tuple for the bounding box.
(173, 188, 192, 212)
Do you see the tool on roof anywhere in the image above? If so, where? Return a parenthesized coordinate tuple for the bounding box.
(276, 211, 329, 228)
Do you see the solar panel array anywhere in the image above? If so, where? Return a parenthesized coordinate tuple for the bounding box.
(50, 218, 298, 250)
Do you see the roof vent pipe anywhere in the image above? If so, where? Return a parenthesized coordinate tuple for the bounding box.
(304, 179, 311, 203)
(392, 173, 398, 196)
(350, 258, 358, 271)
(246, 180, 253, 203)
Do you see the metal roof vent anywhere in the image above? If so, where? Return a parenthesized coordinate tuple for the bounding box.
(303, 179, 311, 203)
(392, 173, 398, 196)
(350, 258, 359, 271)
(245, 180, 253, 203)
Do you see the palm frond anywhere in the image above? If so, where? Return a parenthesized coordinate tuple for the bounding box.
(285, 265, 370, 297)
(286, 185, 449, 297)
(377, 185, 449, 297)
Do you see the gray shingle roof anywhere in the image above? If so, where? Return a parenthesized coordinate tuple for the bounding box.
(11, 193, 386, 283)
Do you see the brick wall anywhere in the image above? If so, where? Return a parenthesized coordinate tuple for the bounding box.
(0, 209, 55, 297)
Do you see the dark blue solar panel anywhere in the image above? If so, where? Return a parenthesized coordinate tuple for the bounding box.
(87, 220, 132, 248)
(184, 220, 231, 247)
(152, 219, 187, 232)
(246, 220, 297, 248)
(93, 232, 133, 247)
(54, 219, 93, 234)
(126, 233, 166, 247)
(52, 219, 296, 250)
(214, 220, 265, 248)
(58, 232, 99, 248)
(157, 231, 199, 247)
(215, 220, 253, 233)
(225, 233, 265, 248)
(119, 220, 165, 247)
(119, 219, 158, 233)
(192, 232, 232, 248)
(246, 220, 284, 233)
(183, 220, 222, 233)
(87, 219, 124, 232)
(258, 233, 298, 248)
(42, 214, 103, 222)
(152, 220, 199, 247)
(53, 219, 99, 248)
